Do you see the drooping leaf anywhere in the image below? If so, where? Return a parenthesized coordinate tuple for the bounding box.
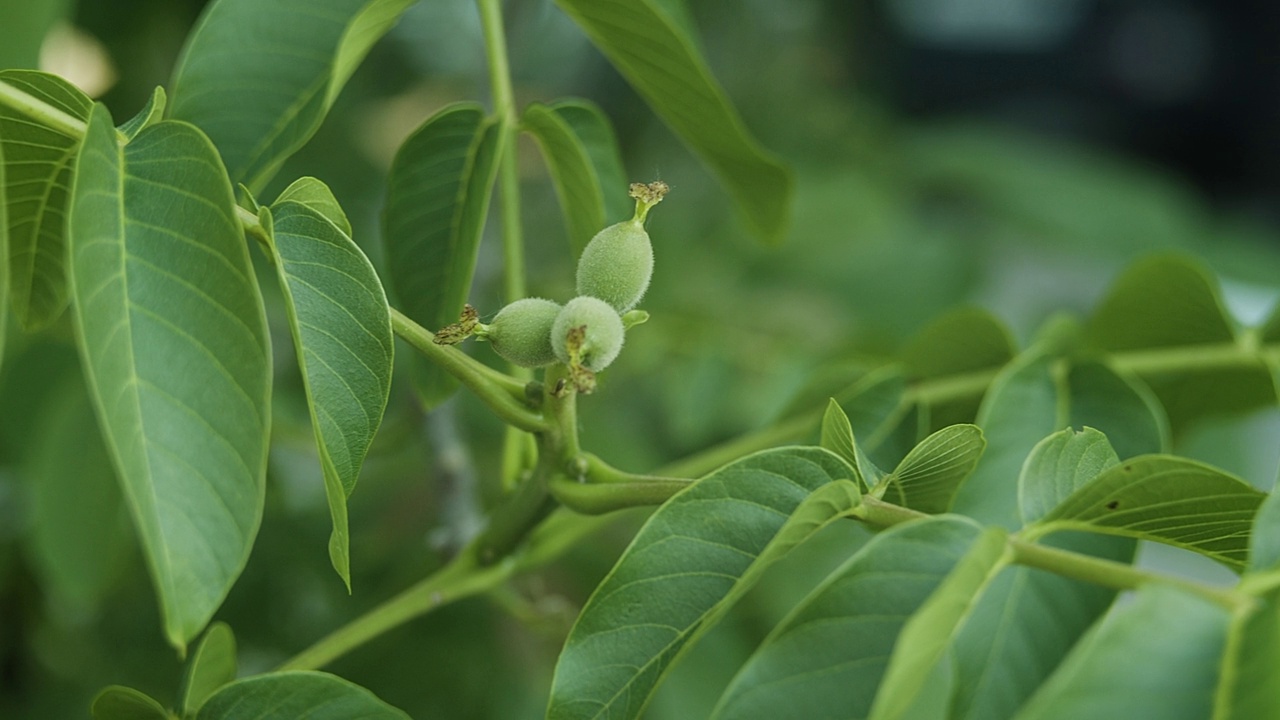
(0, 70, 92, 330)
(0, 0, 70, 69)
(383, 103, 501, 408)
(169, 0, 416, 191)
(267, 182, 393, 588)
(179, 622, 238, 717)
(1089, 254, 1273, 430)
(712, 516, 984, 720)
(118, 86, 167, 141)
(522, 103, 606, 256)
(949, 532, 1134, 720)
(196, 671, 410, 720)
(1032, 455, 1264, 570)
(952, 351, 1063, 528)
(1214, 586, 1280, 719)
(819, 397, 858, 474)
(883, 424, 985, 513)
(553, 0, 792, 243)
(1019, 428, 1120, 525)
(549, 99, 631, 224)
(867, 526, 1009, 720)
(68, 105, 271, 651)
(90, 686, 170, 720)
(546, 447, 860, 720)
(24, 378, 131, 620)
(1012, 587, 1230, 720)
(1067, 360, 1169, 459)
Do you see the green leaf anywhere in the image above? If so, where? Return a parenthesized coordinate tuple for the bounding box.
(1013, 587, 1230, 720)
(68, 105, 271, 651)
(952, 351, 1063, 528)
(1019, 428, 1120, 525)
(0, 70, 92, 330)
(1033, 455, 1265, 570)
(118, 86, 167, 141)
(383, 103, 501, 407)
(169, 0, 416, 191)
(1066, 360, 1169, 459)
(522, 103, 606, 256)
(267, 183, 393, 589)
(1248, 488, 1280, 573)
(949, 532, 1134, 720)
(1, 133, 7, 370)
(549, 99, 631, 224)
(1214, 586, 1280, 719)
(819, 397, 857, 473)
(883, 424, 985, 514)
(834, 364, 909, 467)
(711, 516, 985, 720)
(196, 671, 410, 720)
(0, 0, 70, 69)
(91, 686, 170, 720)
(546, 447, 860, 720)
(901, 306, 1016, 378)
(553, 0, 792, 243)
(274, 176, 351, 237)
(179, 622, 237, 717)
(1089, 254, 1273, 430)
(868, 526, 1009, 720)
(24, 378, 131, 620)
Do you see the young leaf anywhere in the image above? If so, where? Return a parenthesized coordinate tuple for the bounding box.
(819, 397, 857, 473)
(549, 99, 631, 224)
(1018, 428, 1120, 525)
(196, 671, 410, 719)
(179, 622, 237, 717)
(834, 365, 909, 467)
(867, 526, 1009, 720)
(1032, 455, 1265, 570)
(0, 70, 92, 330)
(1214, 587, 1280, 719)
(169, 0, 416, 191)
(273, 176, 351, 236)
(383, 103, 502, 408)
(951, 351, 1063, 528)
(1012, 587, 1230, 720)
(91, 686, 170, 720)
(117, 86, 167, 141)
(546, 447, 860, 720)
(553, 0, 792, 243)
(68, 105, 271, 651)
(1067, 360, 1169, 459)
(25, 379, 132, 620)
(949, 532, 1134, 720)
(521, 103, 606, 256)
(711, 516, 985, 720)
(883, 424, 986, 513)
(1089, 254, 1273, 430)
(267, 183, 394, 589)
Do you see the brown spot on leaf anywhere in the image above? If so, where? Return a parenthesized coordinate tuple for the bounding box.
(1106, 501, 1120, 510)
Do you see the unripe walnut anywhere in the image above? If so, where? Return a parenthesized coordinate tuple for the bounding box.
(575, 219, 653, 313)
(552, 296, 625, 372)
(482, 298, 561, 368)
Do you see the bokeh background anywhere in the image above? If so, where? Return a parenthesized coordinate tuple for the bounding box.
(2, 0, 1279, 717)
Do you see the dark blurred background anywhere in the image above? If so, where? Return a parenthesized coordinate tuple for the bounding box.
(2, 0, 1279, 717)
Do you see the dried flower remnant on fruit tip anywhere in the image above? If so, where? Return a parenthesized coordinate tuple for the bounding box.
(630, 181, 668, 223)
(433, 304, 479, 345)
(564, 325, 597, 395)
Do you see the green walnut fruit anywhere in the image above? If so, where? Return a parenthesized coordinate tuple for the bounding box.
(575, 218, 653, 313)
(552, 296, 625, 372)
(479, 298, 562, 368)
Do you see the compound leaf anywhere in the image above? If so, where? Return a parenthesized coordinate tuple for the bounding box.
(554, 0, 791, 243)
(383, 103, 501, 408)
(267, 181, 393, 589)
(197, 671, 409, 720)
(169, 0, 416, 191)
(69, 105, 271, 651)
(546, 447, 860, 720)
(0, 70, 92, 330)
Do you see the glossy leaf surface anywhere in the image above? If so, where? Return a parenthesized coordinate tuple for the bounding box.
(547, 447, 859, 720)
(554, 0, 791, 243)
(713, 516, 984, 720)
(170, 0, 415, 190)
(0, 70, 91, 329)
(268, 183, 393, 587)
(69, 105, 271, 650)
